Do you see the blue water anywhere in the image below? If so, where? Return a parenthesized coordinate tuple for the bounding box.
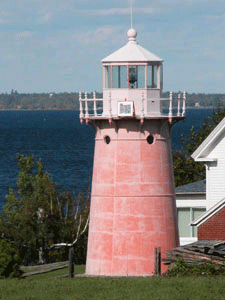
(0, 109, 213, 210)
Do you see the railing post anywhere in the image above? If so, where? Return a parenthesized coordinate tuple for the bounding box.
(79, 92, 84, 119)
(85, 92, 89, 118)
(154, 247, 161, 275)
(169, 91, 173, 117)
(177, 93, 181, 117)
(108, 92, 112, 119)
(182, 91, 186, 117)
(93, 91, 97, 117)
(141, 92, 145, 118)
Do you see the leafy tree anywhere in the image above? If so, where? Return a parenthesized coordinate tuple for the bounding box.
(0, 239, 22, 278)
(0, 154, 89, 265)
(173, 107, 225, 187)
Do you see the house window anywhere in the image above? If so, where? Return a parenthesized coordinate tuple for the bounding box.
(177, 207, 206, 238)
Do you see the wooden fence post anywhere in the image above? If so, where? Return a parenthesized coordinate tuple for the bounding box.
(154, 248, 158, 275)
(155, 247, 161, 276)
(158, 247, 161, 275)
(69, 247, 74, 278)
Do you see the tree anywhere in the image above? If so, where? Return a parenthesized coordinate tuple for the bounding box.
(0, 154, 89, 265)
(0, 239, 22, 278)
(173, 107, 225, 187)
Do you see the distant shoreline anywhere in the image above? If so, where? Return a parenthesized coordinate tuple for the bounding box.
(0, 108, 78, 111)
(0, 106, 215, 112)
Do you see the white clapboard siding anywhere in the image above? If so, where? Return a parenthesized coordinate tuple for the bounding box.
(206, 134, 225, 209)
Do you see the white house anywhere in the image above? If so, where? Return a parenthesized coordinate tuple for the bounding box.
(192, 116, 225, 210)
(176, 116, 225, 245)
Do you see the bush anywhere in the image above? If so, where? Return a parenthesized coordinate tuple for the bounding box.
(165, 257, 225, 277)
(0, 239, 22, 278)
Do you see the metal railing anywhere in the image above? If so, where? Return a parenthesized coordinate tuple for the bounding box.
(79, 91, 186, 120)
(79, 92, 103, 119)
(157, 91, 186, 117)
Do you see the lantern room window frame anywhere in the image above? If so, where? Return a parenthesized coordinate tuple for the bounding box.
(103, 63, 162, 90)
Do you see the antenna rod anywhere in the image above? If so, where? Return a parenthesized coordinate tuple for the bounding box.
(130, 3, 133, 28)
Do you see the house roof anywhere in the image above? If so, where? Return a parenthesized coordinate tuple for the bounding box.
(191, 116, 225, 162)
(191, 196, 225, 227)
(176, 179, 206, 194)
(102, 28, 163, 63)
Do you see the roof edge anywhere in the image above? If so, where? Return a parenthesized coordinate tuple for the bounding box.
(176, 192, 206, 195)
(191, 117, 225, 161)
(191, 197, 225, 227)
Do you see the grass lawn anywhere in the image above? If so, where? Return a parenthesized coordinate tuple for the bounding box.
(1, 266, 225, 300)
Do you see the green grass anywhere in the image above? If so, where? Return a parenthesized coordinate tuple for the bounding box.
(1, 266, 225, 300)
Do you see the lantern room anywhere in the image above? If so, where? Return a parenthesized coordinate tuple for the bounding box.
(79, 27, 186, 122)
(101, 27, 163, 117)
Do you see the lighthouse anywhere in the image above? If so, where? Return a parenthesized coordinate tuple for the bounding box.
(79, 27, 186, 276)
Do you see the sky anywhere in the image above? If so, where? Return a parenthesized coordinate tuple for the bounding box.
(0, 0, 225, 94)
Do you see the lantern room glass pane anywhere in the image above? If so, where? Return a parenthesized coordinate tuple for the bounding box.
(112, 66, 119, 88)
(104, 66, 111, 88)
(112, 66, 127, 88)
(147, 65, 158, 88)
(120, 66, 127, 88)
(137, 66, 145, 88)
(147, 65, 152, 88)
(129, 66, 137, 88)
(153, 65, 158, 88)
(160, 64, 163, 90)
(178, 208, 190, 237)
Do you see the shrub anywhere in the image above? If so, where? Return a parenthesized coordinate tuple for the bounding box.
(165, 257, 225, 277)
(0, 239, 22, 278)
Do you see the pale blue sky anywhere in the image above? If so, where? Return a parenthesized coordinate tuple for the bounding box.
(0, 0, 224, 94)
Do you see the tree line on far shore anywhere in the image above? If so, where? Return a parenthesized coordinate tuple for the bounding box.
(0, 90, 225, 110)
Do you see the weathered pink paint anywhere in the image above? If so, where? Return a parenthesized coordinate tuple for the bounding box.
(81, 27, 183, 276)
(85, 119, 179, 276)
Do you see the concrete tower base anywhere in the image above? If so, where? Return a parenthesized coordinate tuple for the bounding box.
(86, 119, 179, 276)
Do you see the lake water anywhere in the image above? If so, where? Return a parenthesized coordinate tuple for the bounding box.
(0, 109, 213, 210)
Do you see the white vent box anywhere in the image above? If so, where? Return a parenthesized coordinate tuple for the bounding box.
(118, 101, 133, 117)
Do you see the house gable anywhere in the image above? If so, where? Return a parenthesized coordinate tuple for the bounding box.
(192, 117, 225, 209)
(207, 134, 225, 159)
(192, 117, 225, 161)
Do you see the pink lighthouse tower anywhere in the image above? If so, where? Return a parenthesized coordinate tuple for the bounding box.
(79, 26, 186, 276)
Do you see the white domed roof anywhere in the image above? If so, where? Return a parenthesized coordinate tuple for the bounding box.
(102, 28, 162, 63)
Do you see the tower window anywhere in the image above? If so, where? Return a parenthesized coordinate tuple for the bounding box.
(104, 136, 111, 144)
(147, 135, 154, 144)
